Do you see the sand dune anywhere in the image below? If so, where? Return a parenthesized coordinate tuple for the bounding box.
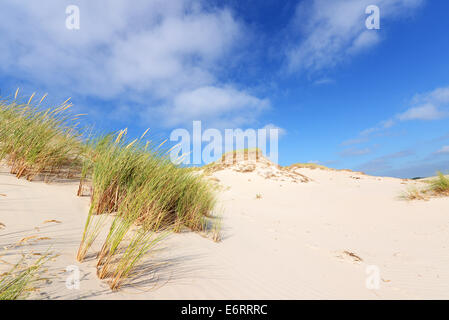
(1, 161, 449, 299)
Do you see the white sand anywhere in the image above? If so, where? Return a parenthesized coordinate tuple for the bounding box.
(1, 163, 449, 299)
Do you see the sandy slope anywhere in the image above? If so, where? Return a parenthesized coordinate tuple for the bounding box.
(1, 164, 448, 299)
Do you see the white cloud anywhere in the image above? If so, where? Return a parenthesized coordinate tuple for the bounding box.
(398, 86, 449, 121)
(398, 103, 447, 121)
(155, 86, 270, 128)
(358, 118, 396, 137)
(341, 137, 368, 146)
(340, 147, 372, 157)
(261, 124, 287, 137)
(287, 0, 423, 73)
(356, 149, 414, 173)
(412, 86, 449, 105)
(0, 0, 267, 128)
(343, 85, 449, 146)
(348, 31, 381, 54)
(313, 77, 334, 85)
(435, 146, 449, 154)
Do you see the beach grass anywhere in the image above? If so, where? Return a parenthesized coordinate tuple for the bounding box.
(401, 171, 449, 200)
(429, 172, 449, 196)
(211, 214, 223, 243)
(77, 130, 216, 261)
(0, 93, 218, 290)
(107, 227, 168, 290)
(0, 254, 49, 300)
(0, 94, 84, 181)
(400, 186, 428, 201)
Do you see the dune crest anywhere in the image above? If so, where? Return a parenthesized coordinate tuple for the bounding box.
(203, 149, 309, 183)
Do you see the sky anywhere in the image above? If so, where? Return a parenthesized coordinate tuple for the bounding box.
(0, 0, 448, 178)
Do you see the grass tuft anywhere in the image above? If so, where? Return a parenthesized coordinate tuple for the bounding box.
(0, 253, 50, 300)
(400, 171, 449, 201)
(429, 172, 449, 196)
(399, 186, 428, 201)
(0, 96, 84, 181)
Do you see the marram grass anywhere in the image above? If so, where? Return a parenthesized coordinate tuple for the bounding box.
(400, 171, 449, 200)
(429, 172, 449, 195)
(0, 95, 84, 181)
(1, 92, 218, 291)
(0, 253, 50, 300)
(77, 130, 216, 261)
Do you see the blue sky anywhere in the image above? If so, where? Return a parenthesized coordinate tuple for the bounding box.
(0, 0, 448, 177)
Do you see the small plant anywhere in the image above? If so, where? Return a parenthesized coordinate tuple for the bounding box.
(96, 214, 138, 278)
(0, 93, 85, 181)
(211, 215, 223, 243)
(75, 129, 217, 263)
(400, 186, 428, 201)
(429, 172, 449, 196)
(400, 172, 449, 201)
(76, 208, 108, 262)
(256, 193, 262, 199)
(0, 253, 50, 300)
(107, 229, 168, 290)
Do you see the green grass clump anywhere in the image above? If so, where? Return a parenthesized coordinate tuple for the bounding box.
(211, 214, 223, 243)
(429, 172, 449, 195)
(0, 93, 84, 180)
(0, 254, 49, 300)
(77, 129, 217, 261)
(79, 131, 215, 289)
(86, 131, 216, 230)
(400, 171, 449, 201)
(103, 225, 168, 290)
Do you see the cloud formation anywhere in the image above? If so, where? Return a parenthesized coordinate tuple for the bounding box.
(357, 149, 415, 173)
(398, 86, 449, 121)
(435, 146, 449, 155)
(339, 147, 372, 157)
(0, 0, 267, 128)
(287, 0, 423, 73)
(155, 86, 270, 128)
(261, 123, 287, 137)
(343, 85, 449, 146)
